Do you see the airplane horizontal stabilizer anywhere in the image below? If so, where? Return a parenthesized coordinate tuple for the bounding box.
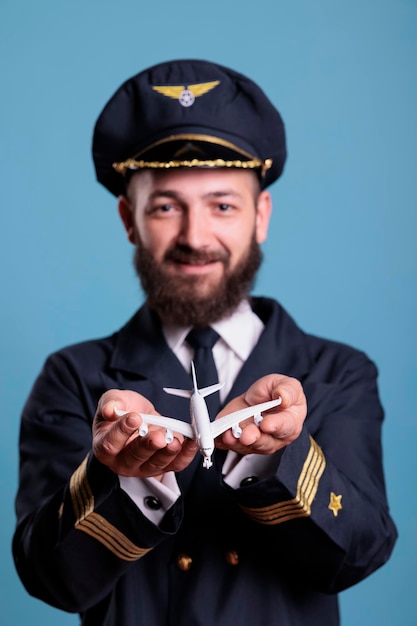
(200, 382, 224, 398)
(163, 387, 192, 399)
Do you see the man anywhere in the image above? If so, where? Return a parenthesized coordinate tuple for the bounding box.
(13, 59, 397, 626)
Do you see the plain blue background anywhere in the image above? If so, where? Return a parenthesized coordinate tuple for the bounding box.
(1, 1, 416, 624)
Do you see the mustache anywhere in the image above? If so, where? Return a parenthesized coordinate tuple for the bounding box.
(164, 244, 230, 265)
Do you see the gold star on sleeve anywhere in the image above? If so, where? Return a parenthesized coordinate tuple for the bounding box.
(328, 492, 343, 517)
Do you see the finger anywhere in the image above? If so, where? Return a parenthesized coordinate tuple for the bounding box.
(164, 439, 200, 472)
(98, 389, 156, 420)
(130, 437, 198, 477)
(122, 423, 187, 465)
(259, 408, 302, 439)
(273, 379, 304, 410)
(217, 409, 300, 454)
(93, 410, 143, 459)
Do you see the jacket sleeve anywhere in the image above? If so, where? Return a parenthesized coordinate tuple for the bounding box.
(226, 349, 397, 593)
(12, 351, 183, 613)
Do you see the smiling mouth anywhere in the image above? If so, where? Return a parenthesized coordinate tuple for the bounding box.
(165, 246, 229, 267)
(177, 258, 218, 266)
(170, 259, 222, 276)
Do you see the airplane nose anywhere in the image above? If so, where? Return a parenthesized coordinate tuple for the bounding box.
(203, 456, 213, 469)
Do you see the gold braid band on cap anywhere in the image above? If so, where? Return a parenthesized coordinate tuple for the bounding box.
(113, 157, 273, 177)
(112, 133, 273, 178)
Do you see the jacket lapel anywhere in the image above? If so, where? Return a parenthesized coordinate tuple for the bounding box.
(109, 304, 192, 417)
(224, 298, 313, 405)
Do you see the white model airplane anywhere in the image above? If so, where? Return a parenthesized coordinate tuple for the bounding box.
(138, 362, 282, 469)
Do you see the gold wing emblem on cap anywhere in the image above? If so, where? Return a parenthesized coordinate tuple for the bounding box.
(152, 81, 220, 107)
(186, 81, 220, 96)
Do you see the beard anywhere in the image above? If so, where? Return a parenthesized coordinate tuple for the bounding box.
(133, 236, 262, 327)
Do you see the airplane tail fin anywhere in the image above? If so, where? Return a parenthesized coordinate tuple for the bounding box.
(191, 360, 224, 398)
(163, 361, 224, 399)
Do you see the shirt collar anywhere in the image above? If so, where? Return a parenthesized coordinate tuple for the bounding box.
(162, 299, 264, 361)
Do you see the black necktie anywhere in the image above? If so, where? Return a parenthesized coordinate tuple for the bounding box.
(186, 327, 221, 417)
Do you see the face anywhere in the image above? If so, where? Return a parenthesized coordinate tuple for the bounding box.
(119, 168, 272, 326)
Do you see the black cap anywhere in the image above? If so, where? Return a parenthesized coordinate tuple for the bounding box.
(92, 59, 287, 196)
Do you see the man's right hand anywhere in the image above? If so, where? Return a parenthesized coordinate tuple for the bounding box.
(92, 389, 199, 480)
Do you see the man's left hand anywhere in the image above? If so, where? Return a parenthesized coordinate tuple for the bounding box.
(215, 374, 306, 455)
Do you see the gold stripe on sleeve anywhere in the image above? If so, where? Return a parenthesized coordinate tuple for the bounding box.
(70, 455, 94, 522)
(76, 513, 151, 561)
(241, 436, 326, 525)
(69, 455, 151, 561)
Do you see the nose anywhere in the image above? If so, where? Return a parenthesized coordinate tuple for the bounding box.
(178, 207, 210, 249)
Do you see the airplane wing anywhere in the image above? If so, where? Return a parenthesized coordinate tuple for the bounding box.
(139, 413, 194, 439)
(210, 398, 282, 439)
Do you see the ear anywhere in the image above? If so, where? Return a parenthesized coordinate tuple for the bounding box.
(255, 191, 272, 244)
(118, 195, 136, 244)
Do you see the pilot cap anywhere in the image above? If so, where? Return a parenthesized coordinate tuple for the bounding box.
(92, 59, 287, 196)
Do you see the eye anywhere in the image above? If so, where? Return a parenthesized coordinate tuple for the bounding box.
(147, 203, 177, 216)
(217, 203, 232, 212)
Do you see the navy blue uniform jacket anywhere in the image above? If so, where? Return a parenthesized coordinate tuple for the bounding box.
(13, 298, 397, 625)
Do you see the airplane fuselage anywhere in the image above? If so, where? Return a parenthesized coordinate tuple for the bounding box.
(189, 392, 215, 468)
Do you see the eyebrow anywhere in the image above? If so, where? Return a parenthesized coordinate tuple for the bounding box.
(203, 190, 244, 199)
(148, 189, 244, 201)
(147, 190, 180, 201)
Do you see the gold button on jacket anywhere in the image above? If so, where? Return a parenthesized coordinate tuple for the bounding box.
(177, 553, 193, 571)
(225, 550, 239, 566)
